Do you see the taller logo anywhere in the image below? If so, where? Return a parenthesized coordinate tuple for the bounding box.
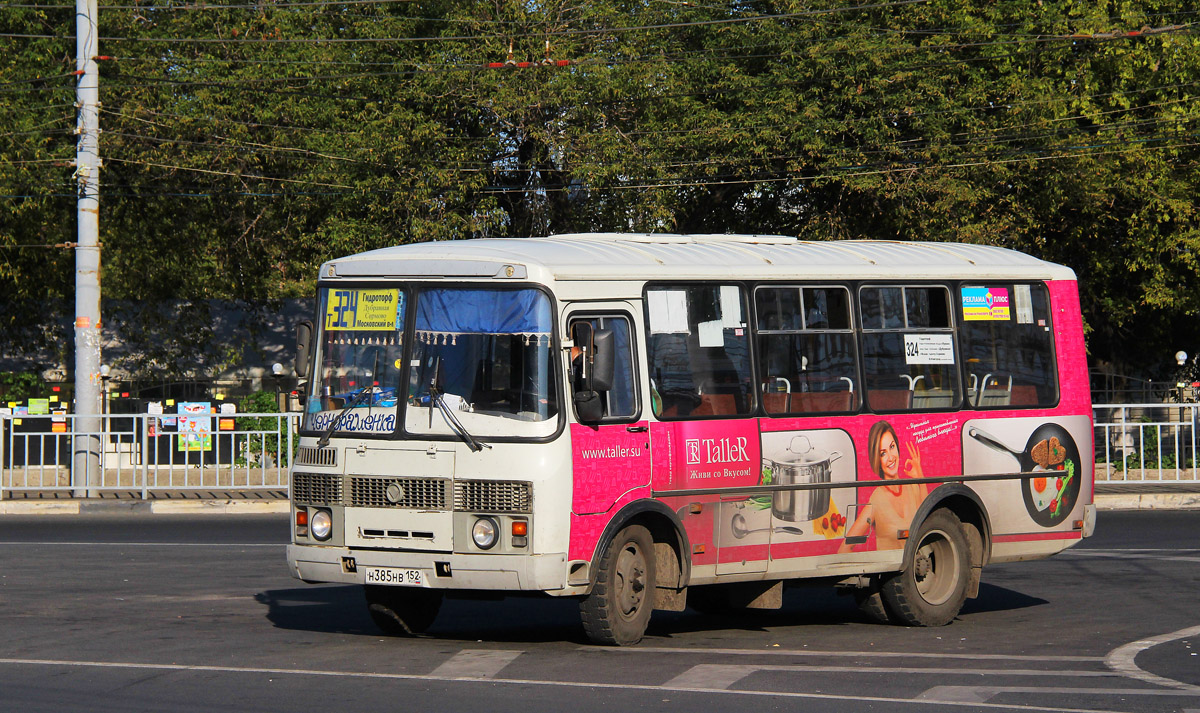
(685, 437, 749, 465)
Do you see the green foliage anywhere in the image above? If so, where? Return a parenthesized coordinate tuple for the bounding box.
(2, 1, 1199, 375)
(235, 390, 291, 467)
(0, 372, 44, 402)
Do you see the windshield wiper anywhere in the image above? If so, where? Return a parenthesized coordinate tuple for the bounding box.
(427, 357, 489, 452)
(431, 389, 490, 452)
(316, 387, 374, 447)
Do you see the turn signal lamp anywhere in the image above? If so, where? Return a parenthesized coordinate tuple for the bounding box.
(511, 520, 529, 548)
(294, 509, 309, 538)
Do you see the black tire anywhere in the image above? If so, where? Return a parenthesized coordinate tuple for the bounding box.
(364, 585, 442, 636)
(881, 509, 970, 627)
(580, 524, 656, 645)
(853, 578, 892, 624)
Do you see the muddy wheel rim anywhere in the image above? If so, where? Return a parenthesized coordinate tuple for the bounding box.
(614, 541, 647, 619)
(914, 528, 961, 606)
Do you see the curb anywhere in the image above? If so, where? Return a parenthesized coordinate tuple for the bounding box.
(1093, 493, 1200, 511)
(0, 499, 290, 515)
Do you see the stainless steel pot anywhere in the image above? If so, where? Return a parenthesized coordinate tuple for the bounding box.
(766, 436, 841, 522)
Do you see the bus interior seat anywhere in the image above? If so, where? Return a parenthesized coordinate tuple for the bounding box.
(762, 392, 789, 413)
(912, 388, 955, 409)
(978, 388, 1012, 407)
(792, 391, 854, 413)
(868, 390, 912, 411)
(1010, 384, 1039, 406)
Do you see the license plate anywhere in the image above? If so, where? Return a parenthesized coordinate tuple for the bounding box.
(363, 567, 425, 587)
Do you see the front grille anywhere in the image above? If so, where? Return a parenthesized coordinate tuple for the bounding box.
(349, 476, 448, 510)
(454, 480, 532, 514)
(295, 446, 337, 467)
(292, 472, 343, 506)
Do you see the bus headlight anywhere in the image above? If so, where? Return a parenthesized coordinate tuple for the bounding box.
(471, 517, 499, 550)
(310, 509, 333, 541)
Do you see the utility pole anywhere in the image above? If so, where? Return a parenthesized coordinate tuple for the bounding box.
(73, 0, 102, 496)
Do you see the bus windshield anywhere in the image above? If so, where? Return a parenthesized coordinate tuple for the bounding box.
(304, 287, 407, 436)
(305, 285, 558, 440)
(405, 287, 558, 440)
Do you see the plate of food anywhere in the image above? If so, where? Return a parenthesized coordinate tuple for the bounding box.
(968, 423, 1081, 527)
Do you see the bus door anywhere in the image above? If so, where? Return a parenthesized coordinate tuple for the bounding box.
(566, 308, 652, 515)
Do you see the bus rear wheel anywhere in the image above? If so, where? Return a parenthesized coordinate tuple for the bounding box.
(880, 509, 969, 627)
(581, 524, 656, 646)
(852, 577, 892, 624)
(365, 585, 442, 636)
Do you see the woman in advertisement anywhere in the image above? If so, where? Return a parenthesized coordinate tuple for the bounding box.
(839, 420, 930, 552)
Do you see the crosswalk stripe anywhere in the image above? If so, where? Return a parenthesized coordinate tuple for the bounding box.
(429, 650, 523, 679)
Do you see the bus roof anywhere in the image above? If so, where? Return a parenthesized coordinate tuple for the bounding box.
(322, 234, 1077, 282)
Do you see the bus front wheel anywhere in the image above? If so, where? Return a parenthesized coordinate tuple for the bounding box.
(880, 509, 970, 627)
(365, 585, 442, 636)
(581, 524, 656, 645)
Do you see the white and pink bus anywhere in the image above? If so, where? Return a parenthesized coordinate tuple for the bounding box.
(286, 234, 1095, 645)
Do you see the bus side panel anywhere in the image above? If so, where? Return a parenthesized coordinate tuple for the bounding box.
(566, 421, 653, 563)
(567, 487, 654, 563)
(1048, 280, 1092, 416)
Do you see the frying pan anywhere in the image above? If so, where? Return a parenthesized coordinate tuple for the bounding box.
(968, 423, 1081, 527)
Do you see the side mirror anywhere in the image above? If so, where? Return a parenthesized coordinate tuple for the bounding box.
(295, 320, 313, 378)
(574, 389, 603, 422)
(591, 328, 615, 392)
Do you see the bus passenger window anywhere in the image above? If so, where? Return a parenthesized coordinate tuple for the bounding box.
(569, 315, 638, 421)
(959, 283, 1057, 408)
(755, 286, 859, 414)
(860, 285, 961, 412)
(646, 285, 754, 418)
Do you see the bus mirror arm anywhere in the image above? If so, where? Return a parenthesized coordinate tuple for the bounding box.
(295, 320, 313, 378)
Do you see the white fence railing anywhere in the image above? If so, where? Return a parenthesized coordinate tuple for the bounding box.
(1093, 403, 1198, 485)
(1, 412, 299, 498)
(2, 405, 1195, 497)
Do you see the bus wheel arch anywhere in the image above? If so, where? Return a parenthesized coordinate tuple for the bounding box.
(882, 507, 972, 626)
(579, 500, 691, 645)
(586, 500, 691, 593)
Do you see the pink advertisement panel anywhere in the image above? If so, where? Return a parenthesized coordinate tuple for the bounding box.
(568, 280, 1092, 569)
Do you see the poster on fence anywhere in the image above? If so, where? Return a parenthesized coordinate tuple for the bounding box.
(177, 401, 213, 452)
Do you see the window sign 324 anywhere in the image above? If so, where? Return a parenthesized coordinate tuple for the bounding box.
(363, 567, 425, 586)
(904, 334, 955, 365)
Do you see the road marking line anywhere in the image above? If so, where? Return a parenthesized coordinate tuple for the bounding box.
(1063, 551, 1200, 563)
(590, 646, 1103, 663)
(1105, 624, 1200, 690)
(0, 657, 1132, 713)
(1071, 549, 1200, 553)
(918, 685, 999, 703)
(662, 663, 1120, 681)
(0, 542, 282, 547)
(919, 685, 1200, 702)
(430, 650, 522, 679)
(662, 664, 756, 690)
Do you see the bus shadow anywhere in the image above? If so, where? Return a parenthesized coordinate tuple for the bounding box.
(960, 582, 1049, 615)
(256, 585, 593, 644)
(256, 581, 1047, 643)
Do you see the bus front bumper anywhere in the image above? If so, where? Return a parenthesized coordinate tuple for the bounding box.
(287, 544, 569, 592)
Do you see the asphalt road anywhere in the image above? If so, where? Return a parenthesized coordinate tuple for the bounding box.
(0, 511, 1196, 713)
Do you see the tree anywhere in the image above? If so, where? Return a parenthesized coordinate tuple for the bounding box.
(2, 0, 1198, 378)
